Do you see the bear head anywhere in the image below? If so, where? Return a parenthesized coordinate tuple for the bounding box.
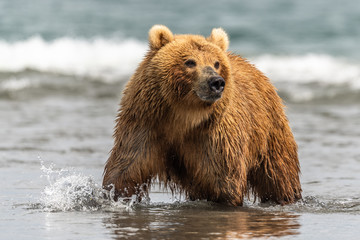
(147, 25, 232, 109)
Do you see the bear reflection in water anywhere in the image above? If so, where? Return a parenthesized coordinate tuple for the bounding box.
(103, 25, 301, 206)
(103, 205, 300, 239)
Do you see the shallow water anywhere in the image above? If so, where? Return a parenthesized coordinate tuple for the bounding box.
(1, 84, 360, 239)
(1, 0, 360, 239)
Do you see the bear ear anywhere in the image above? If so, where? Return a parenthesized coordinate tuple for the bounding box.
(148, 25, 174, 50)
(207, 28, 229, 51)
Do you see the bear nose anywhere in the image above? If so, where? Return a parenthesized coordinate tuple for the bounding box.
(208, 76, 225, 94)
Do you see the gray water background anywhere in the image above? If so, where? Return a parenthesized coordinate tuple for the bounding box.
(1, 0, 360, 239)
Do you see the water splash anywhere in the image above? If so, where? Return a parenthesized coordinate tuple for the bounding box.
(38, 162, 132, 212)
(36, 162, 185, 212)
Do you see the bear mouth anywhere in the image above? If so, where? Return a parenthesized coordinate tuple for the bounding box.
(196, 92, 223, 103)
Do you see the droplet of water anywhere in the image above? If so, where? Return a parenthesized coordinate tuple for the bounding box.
(38, 162, 132, 212)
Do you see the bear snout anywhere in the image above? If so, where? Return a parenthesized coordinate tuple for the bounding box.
(208, 76, 225, 94)
(195, 76, 225, 103)
(194, 67, 225, 103)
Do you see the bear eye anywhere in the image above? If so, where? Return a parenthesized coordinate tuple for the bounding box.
(185, 59, 197, 68)
(214, 61, 220, 69)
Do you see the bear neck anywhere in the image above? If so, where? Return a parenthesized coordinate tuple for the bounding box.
(163, 104, 213, 143)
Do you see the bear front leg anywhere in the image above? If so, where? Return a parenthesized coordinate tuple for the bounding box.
(103, 161, 152, 202)
(102, 125, 155, 202)
(249, 134, 302, 205)
(103, 154, 152, 202)
(103, 156, 150, 200)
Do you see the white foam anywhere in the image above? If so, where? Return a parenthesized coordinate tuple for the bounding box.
(252, 54, 360, 88)
(0, 77, 32, 91)
(1, 37, 359, 87)
(0, 36, 147, 82)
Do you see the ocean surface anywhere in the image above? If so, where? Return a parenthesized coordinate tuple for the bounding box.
(1, 0, 360, 239)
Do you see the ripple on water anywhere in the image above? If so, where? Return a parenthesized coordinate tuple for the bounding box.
(246, 195, 360, 214)
(28, 162, 360, 215)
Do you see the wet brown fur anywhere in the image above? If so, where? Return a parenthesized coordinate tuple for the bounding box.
(103, 25, 302, 206)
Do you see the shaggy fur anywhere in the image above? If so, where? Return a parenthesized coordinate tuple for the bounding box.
(103, 25, 302, 206)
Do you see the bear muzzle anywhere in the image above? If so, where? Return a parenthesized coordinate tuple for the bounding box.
(194, 66, 225, 103)
(195, 75, 225, 103)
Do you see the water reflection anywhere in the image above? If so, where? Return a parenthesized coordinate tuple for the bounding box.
(103, 203, 300, 239)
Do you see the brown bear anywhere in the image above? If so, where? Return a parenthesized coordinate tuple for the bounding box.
(103, 25, 302, 206)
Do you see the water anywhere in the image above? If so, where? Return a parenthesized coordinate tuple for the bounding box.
(1, 0, 360, 239)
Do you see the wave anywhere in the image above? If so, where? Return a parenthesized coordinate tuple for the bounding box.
(0, 77, 32, 91)
(1, 37, 359, 102)
(0, 36, 147, 82)
(1, 37, 359, 85)
(252, 54, 360, 88)
(252, 54, 360, 102)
